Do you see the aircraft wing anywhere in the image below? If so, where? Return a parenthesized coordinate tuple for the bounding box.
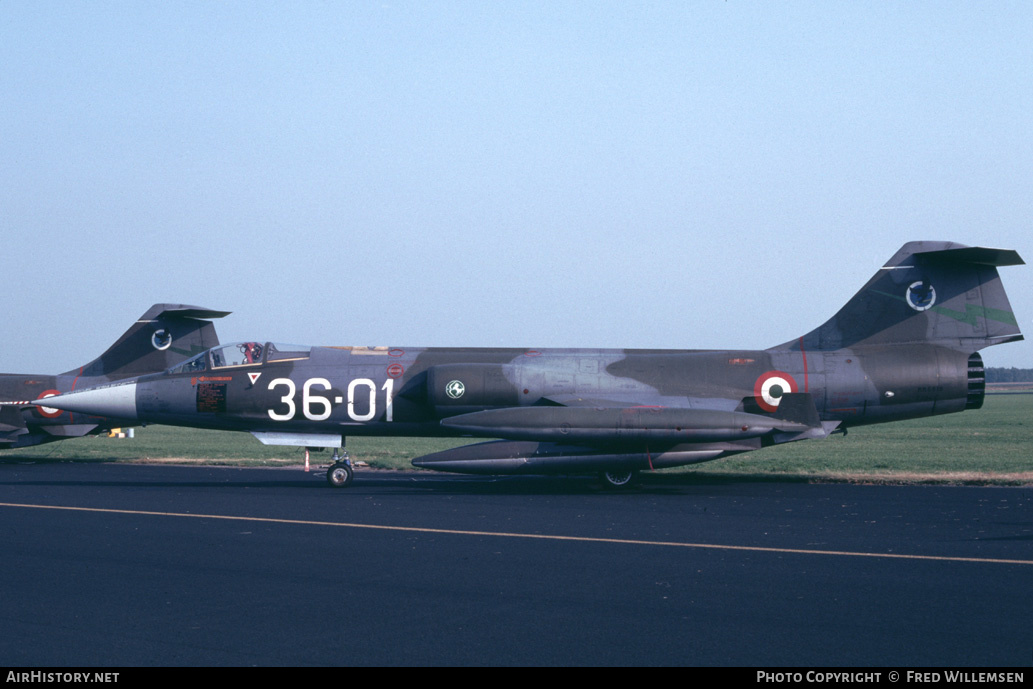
(0, 403, 102, 447)
(0, 405, 28, 444)
(39, 424, 99, 438)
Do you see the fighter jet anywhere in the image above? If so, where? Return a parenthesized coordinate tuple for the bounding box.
(0, 304, 228, 449)
(36, 242, 1023, 487)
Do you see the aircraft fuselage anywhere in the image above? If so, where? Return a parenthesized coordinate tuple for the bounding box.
(30, 242, 1021, 483)
(75, 341, 981, 439)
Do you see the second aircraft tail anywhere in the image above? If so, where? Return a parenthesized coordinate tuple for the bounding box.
(66, 304, 230, 379)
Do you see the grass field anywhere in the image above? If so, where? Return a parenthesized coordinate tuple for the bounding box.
(4, 394, 1030, 485)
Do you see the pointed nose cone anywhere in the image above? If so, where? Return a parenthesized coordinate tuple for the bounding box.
(35, 382, 139, 420)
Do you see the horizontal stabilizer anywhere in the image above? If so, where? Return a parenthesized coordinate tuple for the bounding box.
(913, 246, 1024, 267)
(137, 304, 232, 321)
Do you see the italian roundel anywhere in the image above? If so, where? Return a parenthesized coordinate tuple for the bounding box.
(36, 390, 64, 419)
(753, 371, 798, 413)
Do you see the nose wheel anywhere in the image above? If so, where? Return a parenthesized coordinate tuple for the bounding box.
(326, 448, 354, 488)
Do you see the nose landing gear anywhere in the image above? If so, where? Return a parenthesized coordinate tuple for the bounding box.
(326, 447, 354, 488)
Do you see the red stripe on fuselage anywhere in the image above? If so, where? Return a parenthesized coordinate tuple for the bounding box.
(798, 337, 809, 393)
(68, 367, 86, 422)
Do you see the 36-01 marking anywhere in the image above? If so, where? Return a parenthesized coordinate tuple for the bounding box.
(267, 377, 395, 422)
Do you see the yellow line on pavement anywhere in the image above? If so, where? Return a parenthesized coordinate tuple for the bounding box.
(2, 501, 1030, 566)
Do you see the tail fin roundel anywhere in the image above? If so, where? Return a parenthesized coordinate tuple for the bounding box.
(792, 242, 1023, 352)
(66, 304, 230, 379)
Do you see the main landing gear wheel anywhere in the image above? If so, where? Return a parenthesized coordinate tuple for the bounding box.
(327, 462, 354, 488)
(600, 469, 639, 489)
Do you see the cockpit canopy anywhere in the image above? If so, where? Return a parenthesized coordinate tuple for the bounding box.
(211, 342, 264, 368)
(166, 342, 311, 375)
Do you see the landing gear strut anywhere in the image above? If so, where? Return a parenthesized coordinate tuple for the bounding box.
(326, 447, 354, 488)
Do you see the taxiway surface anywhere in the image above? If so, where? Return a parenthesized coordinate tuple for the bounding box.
(0, 462, 1029, 666)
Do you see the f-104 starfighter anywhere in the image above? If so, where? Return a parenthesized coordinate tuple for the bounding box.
(35, 242, 1024, 488)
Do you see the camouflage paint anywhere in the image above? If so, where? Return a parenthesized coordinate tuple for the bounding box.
(35, 243, 1024, 481)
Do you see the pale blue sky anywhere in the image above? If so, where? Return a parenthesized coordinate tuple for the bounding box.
(2, 2, 1030, 372)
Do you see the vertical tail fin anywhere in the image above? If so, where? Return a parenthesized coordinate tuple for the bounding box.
(66, 304, 230, 379)
(792, 242, 1023, 351)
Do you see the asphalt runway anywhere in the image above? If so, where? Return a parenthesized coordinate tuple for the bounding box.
(0, 462, 1029, 667)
